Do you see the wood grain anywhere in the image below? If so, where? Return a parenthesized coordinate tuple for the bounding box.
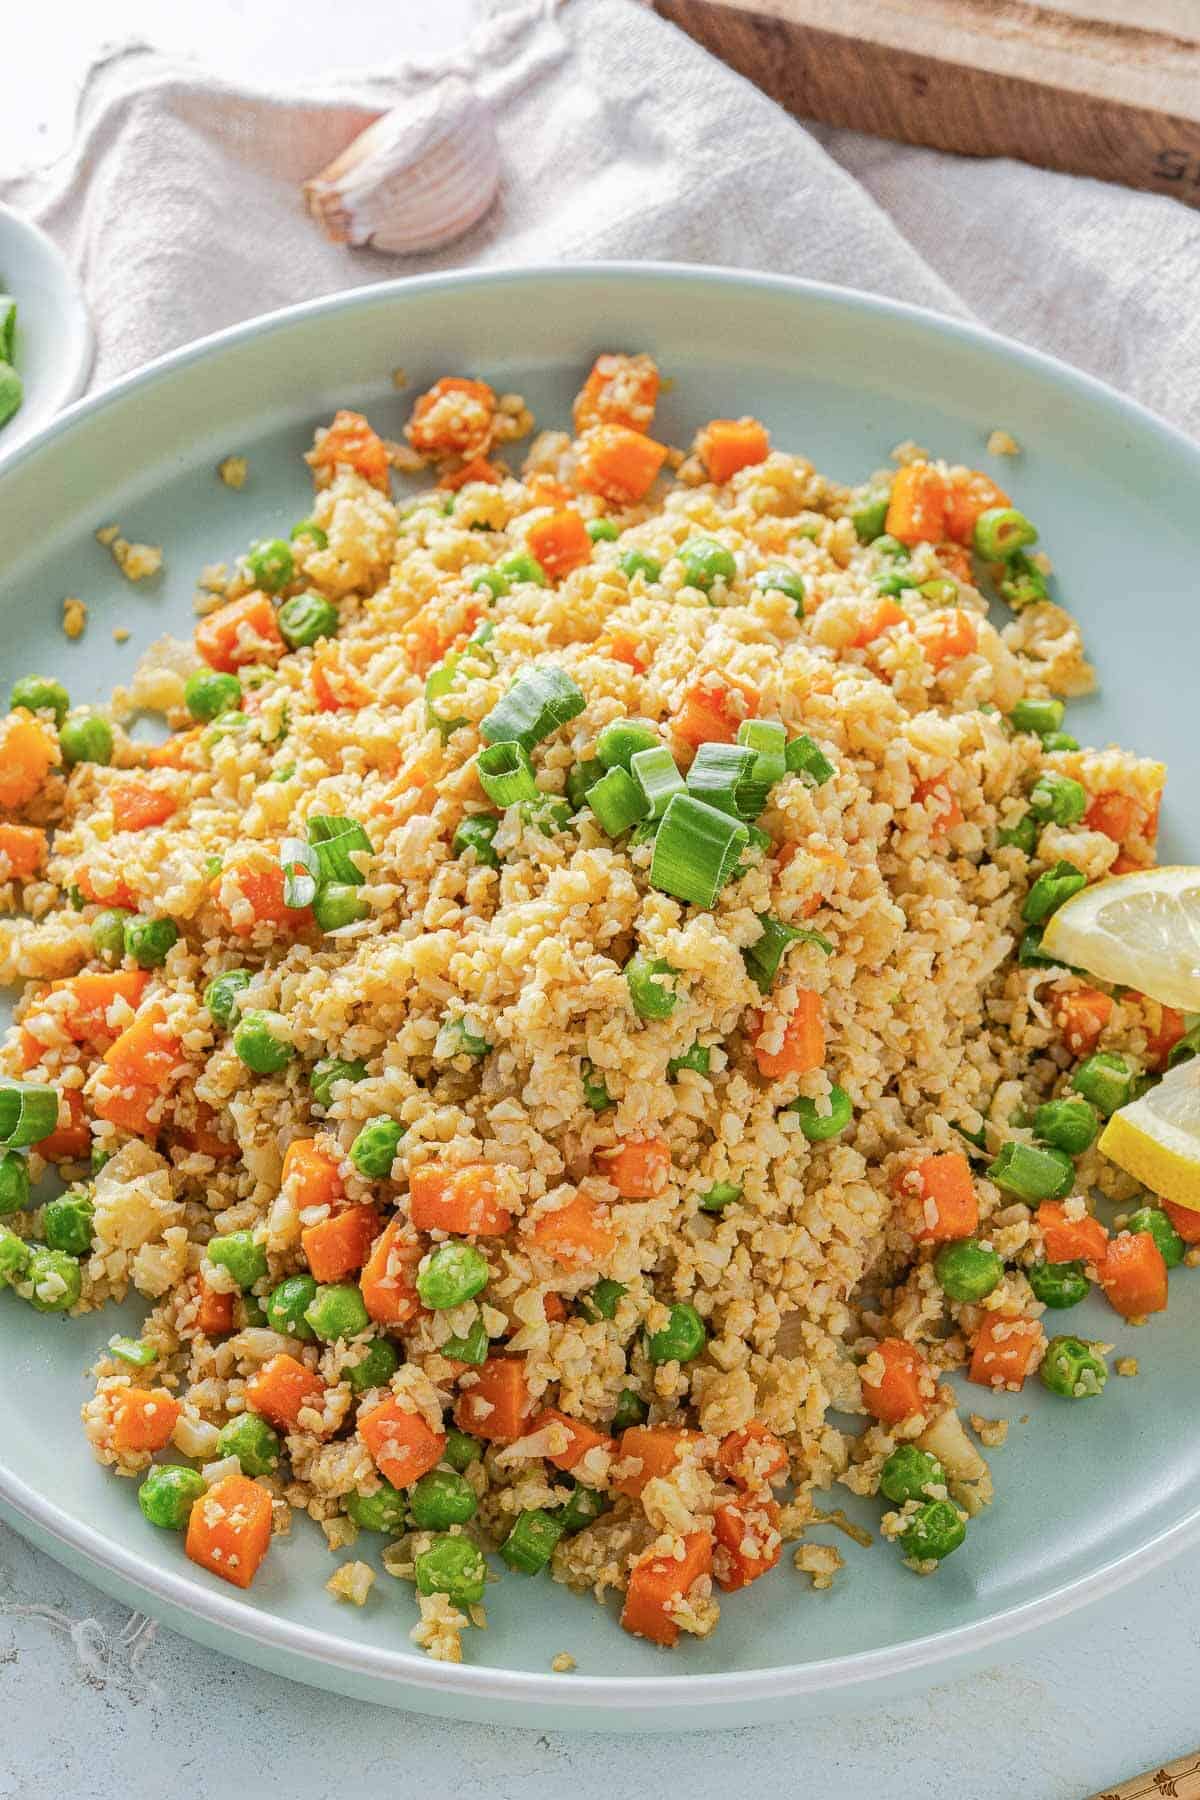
(1087, 1748, 1200, 1800)
(651, 0, 1200, 204)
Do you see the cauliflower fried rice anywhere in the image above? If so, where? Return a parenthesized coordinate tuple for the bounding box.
(0, 352, 1185, 1661)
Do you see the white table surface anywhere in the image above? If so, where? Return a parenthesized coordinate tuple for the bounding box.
(3, 6, 1198, 1796)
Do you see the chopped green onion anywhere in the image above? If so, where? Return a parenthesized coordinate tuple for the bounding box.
(424, 653, 468, 738)
(742, 915, 805, 994)
(453, 813, 501, 868)
(785, 735, 835, 785)
(0, 1080, 60, 1148)
(850, 490, 890, 542)
(279, 837, 319, 909)
(987, 1140, 1074, 1203)
(999, 551, 1048, 609)
(699, 1180, 743, 1213)
(668, 1041, 710, 1079)
(581, 1058, 612, 1111)
(973, 508, 1038, 561)
(109, 1336, 157, 1368)
(586, 767, 648, 836)
(480, 666, 585, 752)
(1010, 698, 1064, 736)
(1028, 771, 1086, 827)
(1022, 860, 1086, 924)
(566, 758, 606, 811)
(441, 1317, 490, 1364)
(650, 794, 749, 909)
(686, 741, 755, 818)
(435, 1016, 492, 1060)
(307, 815, 373, 886)
(1041, 732, 1080, 753)
(501, 1507, 565, 1575)
(519, 795, 572, 838)
(477, 742, 539, 806)
(630, 745, 684, 820)
(596, 718, 659, 773)
(625, 953, 679, 1021)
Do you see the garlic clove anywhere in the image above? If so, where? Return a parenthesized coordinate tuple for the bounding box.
(303, 76, 501, 256)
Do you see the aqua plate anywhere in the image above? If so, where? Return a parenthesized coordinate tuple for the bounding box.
(1, 266, 1198, 1730)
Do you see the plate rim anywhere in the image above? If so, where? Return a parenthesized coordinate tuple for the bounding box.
(3, 258, 1199, 1710)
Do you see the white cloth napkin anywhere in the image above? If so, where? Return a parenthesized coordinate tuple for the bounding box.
(4, 0, 1200, 428)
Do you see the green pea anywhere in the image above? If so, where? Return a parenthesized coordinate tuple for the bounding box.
(245, 538, 295, 593)
(43, 1191, 94, 1257)
(291, 520, 329, 551)
(309, 1056, 366, 1111)
(580, 1058, 612, 1113)
(557, 1483, 610, 1533)
(277, 592, 339, 649)
(414, 1534, 488, 1605)
(1009, 698, 1063, 736)
(496, 552, 547, 588)
(625, 951, 678, 1021)
(123, 915, 179, 968)
(346, 1335, 400, 1393)
(699, 1181, 743, 1214)
(347, 1482, 409, 1533)
(667, 1042, 710, 1080)
(788, 1085, 853, 1142)
(898, 1498, 966, 1562)
(207, 1230, 268, 1291)
(443, 1427, 482, 1473)
(204, 968, 252, 1029)
(998, 813, 1038, 855)
(1040, 1334, 1108, 1398)
(59, 713, 113, 768)
(1125, 1206, 1185, 1270)
(410, 1470, 478, 1530)
(1022, 861, 1086, 925)
(973, 507, 1038, 561)
(216, 1411, 281, 1476)
(999, 551, 1048, 609)
(0, 1150, 30, 1216)
(435, 1017, 492, 1060)
(850, 491, 890, 543)
(266, 1274, 318, 1339)
(138, 1465, 207, 1531)
(313, 884, 371, 933)
(575, 1279, 626, 1324)
(753, 564, 806, 616)
(987, 1140, 1074, 1203)
(1027, 1259, 1090, 1310)
(0, 1225, 31, 1284)
(612, 1387, 649, 1431)
(304, 1282, 370, 1342)
(1072, 1052, 1134, 1117)
(1028, 771, 1087, 828)
(1033, 1097, 1099, 1156)
(679, 536, 736, 594)
(350, 1117, 405, 1180)
(11, 676, 70, 726)
(417, 1241, 489, 1311)
(233, 1009, 295, 1074)
(453, 814, 501, 869)
(596, 718, 659, 774)
(646, 1301, 706, 1365)
(587, 518, 619, 543)
(25, 1247, 82, 1312)
(933, 1238, 1003, 1303)
(879, 1445, 945, 1505)
(185, 670, 243, 722)
(501, 1507, 566, 1575)
(618, 550, 661, 583)
(90, 908, 131, 965)
(873, 535, 909, 562)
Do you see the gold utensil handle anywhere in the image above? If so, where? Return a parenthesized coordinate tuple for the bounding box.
(1089, 1753, 1200, 1799)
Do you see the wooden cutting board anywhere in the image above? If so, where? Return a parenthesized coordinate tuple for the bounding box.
(650, 0, 1200, 204)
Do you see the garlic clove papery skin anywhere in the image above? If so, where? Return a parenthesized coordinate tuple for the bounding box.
(303, 76, 501, 256)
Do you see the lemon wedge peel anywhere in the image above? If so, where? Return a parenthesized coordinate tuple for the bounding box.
(1099, 1060, 1200, 1212)
(1041, 865, 1200, 1012)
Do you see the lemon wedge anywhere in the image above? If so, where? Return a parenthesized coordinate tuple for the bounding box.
(1040, 865, 1200, 1010)
(1099, 1058, 1200, 1210)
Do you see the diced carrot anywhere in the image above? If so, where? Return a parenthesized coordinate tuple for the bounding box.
(697, 417, 770, 484)
(1143, 793, 1162, 843)
(454, 1356, 532, 1443)
(92, 1081, 158, 1138)
(282, 1139, 345, 1212)
(185, 1473, 274, 1589)
(600, 629, 650, 673)
(861, 1338, 933, 1423)
(718, 1421, 788, 1490)
(525, 474, 576, 508)
(915, 609, 978, 670)
(406, 379, 496, 460)
(1053, 987, 1112, 1058)
(1111, 852, 1145, 875)
(543, 1292, 567, 1323)
(0, 822, 47, 879)
(196, 1278, 235, 1336)
(102, 1005, 181, 1088)
(110, 780, 177, 833)
(969, 1315, 1044, 1389)
(214, 861, 313, 937)
(438, 456, 503, 491)
(51, 971, 150, 1052)
(851, 595, 908, 650)
(360, 1217, 424, 1328)
(0, 714, 58, 809)
(529, 1192, 615, 1266)
(621, 1531, 713, 1647)
(302, 1206, 379, 1284)
(359, 1396, 446, 1487)
(613, 1425, 703, 1500)
(526, 510, 592, 582)
(180, 1102, 238, 1159)
(408, 1162, 512, 1236)
(594, 1136, 670, 1199)
(750, 990, 825, 1080)
(1101, 1230, 1168, 1319)
(311, 407, 391, 491)
(144, 727, 204, 771)
(713, 1497, 782, 1593)
(74, 867, 138, 910)
(934, 540, 973, 584)
(1139, 999, 1185, 1070)
(943, 469, 1011, 545)
(195, 592, 284, 673)
(913, 778, 963, 835)
(673, 672, 759, 748)
(17, 1028, 41, 1070)
(573, 353, 661, 435)
(399, 593, 486, 678)
(531, 1407, 613, 1473)
(575, 424, 668, 505)
(1084, 791, 1142, 843)
(895, 1151, 979, 1243)
(885, 463, 950, 545)
(1163, 1200, 1200, 1245)
(245, 1354, 326, 1432)
(1037, 1201, 1109, 1267)
(310, 640, 372, 712)
(111, 1386, 181, 1453)
(37, 1088, 90, 1161)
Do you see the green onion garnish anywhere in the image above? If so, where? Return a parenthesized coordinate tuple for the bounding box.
(586, 767, 648, 837)
(735, 718, 788, 817)
(685, 742, 756, 818)
(109, 1336, 157, 1368)
(650, 794, 749, 909)
(307, 816, 373, 886)
(785, 735, 835, 785)
(435, 1016, 493, 1060)
(480, 666, 585, 752)
(477, 742, 539, 806)
(279, 837, 319, 909)
(0, 1081, 61, 1148)
(742, 914, 832, 993)
(630, 745, 684, 820)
